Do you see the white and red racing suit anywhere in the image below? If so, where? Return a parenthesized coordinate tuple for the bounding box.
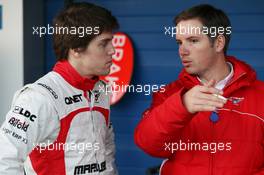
(0, 60, 117, 175)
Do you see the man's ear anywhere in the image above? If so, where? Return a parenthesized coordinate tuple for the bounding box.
(215, 35, 225, 53)
(69, 48, 81, 58)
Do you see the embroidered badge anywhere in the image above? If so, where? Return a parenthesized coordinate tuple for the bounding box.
(228, 97, 244, 105)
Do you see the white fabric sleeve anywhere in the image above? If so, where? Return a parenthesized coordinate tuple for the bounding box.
(0, 87, 59, 174)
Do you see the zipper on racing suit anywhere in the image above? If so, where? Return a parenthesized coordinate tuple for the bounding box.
(85, 90, 100, 174)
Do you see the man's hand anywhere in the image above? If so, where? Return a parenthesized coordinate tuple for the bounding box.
(182, 79, 227, 114)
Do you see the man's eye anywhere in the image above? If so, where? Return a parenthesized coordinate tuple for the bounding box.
(191, 39, 198, 43)
(99, 42, 107, 47)
(176, 41, 182, 45)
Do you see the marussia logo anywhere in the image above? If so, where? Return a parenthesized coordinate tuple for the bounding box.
(74, 161, 106, 174)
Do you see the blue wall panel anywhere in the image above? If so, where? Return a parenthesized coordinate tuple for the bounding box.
(45, 0, 264, 174)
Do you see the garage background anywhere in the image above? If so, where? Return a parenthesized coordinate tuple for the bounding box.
(23, 0, 264, 174)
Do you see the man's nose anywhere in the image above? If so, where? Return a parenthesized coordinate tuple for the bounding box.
(108, 43, 115, 55)
(179, 44, 190, 57)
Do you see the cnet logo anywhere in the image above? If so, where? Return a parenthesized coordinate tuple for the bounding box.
(101, 32, 134, 105)
(65, 94, 83, 105)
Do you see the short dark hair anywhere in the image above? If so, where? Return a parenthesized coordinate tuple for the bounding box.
(53, 2, 119, 60)
(174, 4, 231, 55)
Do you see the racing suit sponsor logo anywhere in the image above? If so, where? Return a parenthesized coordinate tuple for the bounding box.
(13, 106, 37, 122)
(65, 94, 82, 105)
(94, 90, 101, 103)
(2, 127, 28, 144)
(74, 161, 106, 174)
(8, 117, 29, 132)
(37, 83, 58, 99)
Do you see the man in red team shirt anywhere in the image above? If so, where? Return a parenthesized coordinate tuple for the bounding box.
(135, 4, 264, 175)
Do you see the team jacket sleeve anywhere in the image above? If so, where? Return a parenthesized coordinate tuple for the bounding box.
(0, 87, 59, 174)
(134, 87, 195, 158)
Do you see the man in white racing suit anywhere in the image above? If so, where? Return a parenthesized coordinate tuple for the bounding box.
(0, 2, 119, 175)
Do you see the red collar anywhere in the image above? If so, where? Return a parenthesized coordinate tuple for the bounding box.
(53, 60, 98, 91)
(178, 56, 256, 95)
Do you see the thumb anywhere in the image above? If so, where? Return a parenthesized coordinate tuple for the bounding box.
(204, 79, 215, 87)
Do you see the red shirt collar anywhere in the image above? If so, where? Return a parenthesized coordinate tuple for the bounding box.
(178, 56, 256, 94)
(53, 60, 99, 91)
